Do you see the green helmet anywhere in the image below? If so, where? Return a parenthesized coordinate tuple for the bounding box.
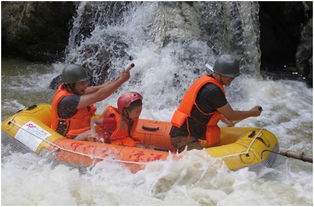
(213, 54, 240, 78)
(62, 64, 89, 84)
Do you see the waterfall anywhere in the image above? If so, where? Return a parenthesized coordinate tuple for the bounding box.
(65, 2, 261, 81)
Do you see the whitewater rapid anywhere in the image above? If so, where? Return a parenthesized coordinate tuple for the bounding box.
(2, 1, 312, 205)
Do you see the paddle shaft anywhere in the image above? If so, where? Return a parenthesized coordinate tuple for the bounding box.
(266, 149, 313, 163)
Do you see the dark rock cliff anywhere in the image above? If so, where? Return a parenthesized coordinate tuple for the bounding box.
(1, 2, 75, 62)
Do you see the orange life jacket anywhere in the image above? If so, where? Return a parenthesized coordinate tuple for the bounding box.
(51, 84, 96, 138)
(171, 75, 225, 147)
(100, 106, 137, 147)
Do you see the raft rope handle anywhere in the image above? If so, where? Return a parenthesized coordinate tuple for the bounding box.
(218, 129, 264, 159)
(8, 119, 148, 165)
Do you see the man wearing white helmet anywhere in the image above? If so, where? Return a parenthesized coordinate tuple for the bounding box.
(170, 54, 262, 152)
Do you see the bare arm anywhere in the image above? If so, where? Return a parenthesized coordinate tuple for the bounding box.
(85, 64, 135, 95)
(90, 117, 103, 136)
(220, 114, 234, 127)
(84, 82, 112, 94)
(78, 69, 130, 108)
(90, 119, 97, 137)
(217, 103, 262, 121)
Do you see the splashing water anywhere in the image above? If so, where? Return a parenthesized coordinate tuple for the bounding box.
(2, 148, 312, 205)
(1, 2, 312, 205)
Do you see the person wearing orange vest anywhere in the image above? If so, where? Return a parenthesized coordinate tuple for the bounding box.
(170, 54, 262, 152)
(89, 92, 143, 147)
(51, 64, 131, 140)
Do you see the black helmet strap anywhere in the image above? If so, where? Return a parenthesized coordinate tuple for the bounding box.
(218, 74, 224, 85)
(64, 83, 81, 95)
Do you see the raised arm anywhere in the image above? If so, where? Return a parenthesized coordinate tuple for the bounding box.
(78, 69, 130, 108)
(83, 63, 135, 96)
(84, 82, 112, 94)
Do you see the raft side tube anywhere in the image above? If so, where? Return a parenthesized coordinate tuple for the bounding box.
(2, 112, 63, 154)
(205, 129, 278, 170)
(2, 103, 279, 172)
(52, 138, 171, 172)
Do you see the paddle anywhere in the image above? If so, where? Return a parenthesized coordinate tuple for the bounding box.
(264, 149, 313, 163)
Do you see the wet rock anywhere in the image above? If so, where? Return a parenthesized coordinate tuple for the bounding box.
(49, 35, 131, 89)
(2, 2, 75, 62)
(67, 2, 133, 47)
(198, 2, 261, 75)
(49, 74, 63, 90)
(64, 2, 134, 87)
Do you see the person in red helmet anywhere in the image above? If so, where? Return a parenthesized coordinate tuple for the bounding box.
(90, 92, 143, 147)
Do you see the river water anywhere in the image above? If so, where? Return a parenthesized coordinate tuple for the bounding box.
(2, 57, 313, 205)
(2, 1, 313, 205)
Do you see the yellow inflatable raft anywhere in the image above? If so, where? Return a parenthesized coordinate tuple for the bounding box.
(2, 104, 279, 172)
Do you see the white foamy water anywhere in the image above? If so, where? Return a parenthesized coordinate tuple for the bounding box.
(2, 61, 312, 206)
(2, 146, 312, 205)
(2, 2, 312, 205)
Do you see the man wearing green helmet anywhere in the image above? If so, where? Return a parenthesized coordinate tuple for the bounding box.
(170, 54, 262, 152)
(51, 64, 131, 141)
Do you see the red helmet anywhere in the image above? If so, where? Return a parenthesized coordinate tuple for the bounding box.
(117, 92, 143, 113)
